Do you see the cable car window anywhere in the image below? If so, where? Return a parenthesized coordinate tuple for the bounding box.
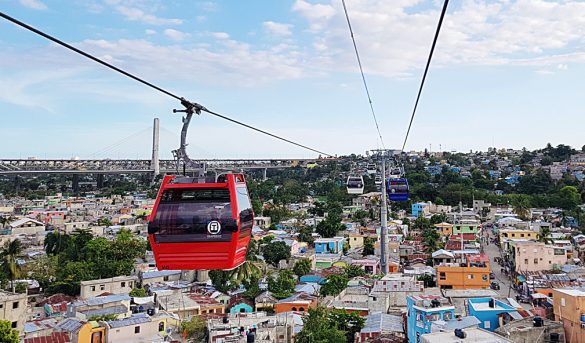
(236, 187, 253, 237)
(150, 188, 237, 243)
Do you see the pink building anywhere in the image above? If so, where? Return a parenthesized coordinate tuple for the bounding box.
(511, 241, 568, 272)
(352, 257, 380, 274)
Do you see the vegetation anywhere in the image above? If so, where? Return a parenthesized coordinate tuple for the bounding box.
(293, 259, 312, 277)
(129, 288, 148, 297)
(0, 320, 19, 343)
(362, 237, 375, 256)
(320, 274, 349, 297)
(268, 269, 296, 299)
(342, 264, 366, 279)
(262, 241, 291, 267)
(43, 229, 146, 295)
(181, 316, 207, 341)
(296, 307, 361, 343)
(87, 314, 118, 321)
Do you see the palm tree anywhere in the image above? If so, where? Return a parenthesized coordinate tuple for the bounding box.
(538, 227, 553, 244)
(1, 239, 22, 292)
(0, 216, 16, 229)
(230, 260, 265, 287)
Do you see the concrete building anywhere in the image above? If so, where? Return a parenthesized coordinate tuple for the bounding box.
(509, 241, 568, 273)
(0, 290, 27, 332)
(67, 294, 132, 321)
(314, 237, 345, 254)
(421, 327, 513, 343)
(8, 218, 45, 235)
(406, 295, 455, 343)
(467, 298, 516, 332)
(495, 316, 566, 343)
(63, 221, 91, 233)
(80, 276, 138, 299)
(499, 228, 539, 241)
(105, 313, 168, 342)
(436, 257, 490, 290)
(552, 288, 585, 343)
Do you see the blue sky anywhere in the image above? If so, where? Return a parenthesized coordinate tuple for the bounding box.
(1, 0, 585, 159)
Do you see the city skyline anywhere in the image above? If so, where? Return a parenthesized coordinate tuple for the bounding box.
(1, 0, 585, 158)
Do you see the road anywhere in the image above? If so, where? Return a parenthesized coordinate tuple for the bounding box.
(481, 230, 517, 299)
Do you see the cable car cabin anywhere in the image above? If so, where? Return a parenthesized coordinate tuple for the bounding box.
(387, 178, 409, 201)
(389, 167, 402, 178)
(374, 175, 383, 185)
(366, 164, 377, 174)
(148, 174, 253, 271)
(346, 176, 365, 195)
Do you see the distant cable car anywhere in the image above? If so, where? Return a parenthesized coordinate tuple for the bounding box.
(148, 173, 253, 270)
(387, 178, 409, 201)
(389, 166, 403, 178)
(346, 175, 365, 194)
(374, 175, 382, 185)
(366, 163, 377, 174)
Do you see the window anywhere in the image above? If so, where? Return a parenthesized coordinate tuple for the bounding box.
(0, 304, 3, 309)
(129, 282, 133, 288)
(158, 322, 165, 332)
(534, 259, 538, 264)
(12, 302, 18, 309)
(100, 285, 105, 291)
(121, 282, 126, 287)
(468, 274, 473, 279)
(299, 307, 305, 312)
(90, 286, 95, 291)
(163, 276, 169, 281)
(439, 272, 446, 280)
(372, 297, 377, 301)
(135, 326, 141, 334)
(484, 321, 491, 329)
(11, 321, 17, 329)
(561, 298, 565, 306)
(549, 261, 552, 264)
(291, 307, 297, 311)
(524, 259, 529, 265)
(521, 234, 525, 237)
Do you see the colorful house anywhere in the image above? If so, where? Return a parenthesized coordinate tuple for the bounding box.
(434, 222, 452, 237)
(412, 202, 429, 218)
(436, 256, 490, 289)
(467, 298, 516, 332)
(274, 292, 318, 314)
(315, 237, 345, 254)
(406, 295, 455, 343)
(451, 222, 480, 235)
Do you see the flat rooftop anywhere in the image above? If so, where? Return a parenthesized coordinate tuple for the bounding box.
(421, 327, 513, 343)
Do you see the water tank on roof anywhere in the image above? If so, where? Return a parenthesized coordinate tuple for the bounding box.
(533, 316, 544, 327)
(454, 329, 466, 339)
(581, 314, 585, 322)
(549, 332, 560, 343)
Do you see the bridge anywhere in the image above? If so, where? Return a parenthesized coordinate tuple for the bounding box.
(0, 158, 331, 176)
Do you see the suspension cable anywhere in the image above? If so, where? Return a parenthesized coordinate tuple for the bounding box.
(341, 0, 385, 149)
(401, 0, 449, 152)
(0, 11, 333, 157)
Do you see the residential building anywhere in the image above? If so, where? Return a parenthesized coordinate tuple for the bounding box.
(141, 270, 181, 284)
(348, 232, 365, 249)
(80, 276, 138, 299)
(552, 288, 585, 343)
(451, 221, 480, 235)
(495, 316, 565, 343)
(509, 241, 568, 273)
(466, 298, 516, 331)
(105, 313, 168, 342)
(436, 256, 490, 289)
(421, 327, 513, 343)
(67, 294, 131, 321)
(434, 223, 452, 237)
(254, 216, 271, 229)
(0, 290, 27, 332)
(412, 203, 430, 218)
(8, 218, 45, 235)
(499, 229, 539, 241)
(352, 257, 381, 274)
(406, 295, 455, 343)
(274, 292, 317, 314)
(63, 221, 91, 233)
(314, 237, 345, 254)
(356, 312, 404, 343)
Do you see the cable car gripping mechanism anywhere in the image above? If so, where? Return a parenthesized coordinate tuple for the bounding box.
(171, 98, 209, 176)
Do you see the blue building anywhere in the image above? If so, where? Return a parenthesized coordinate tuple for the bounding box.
(467, 298, 516, 331)
(406, 295, 455, 343)
(314, 237, 345, 254)
(411, 202, 429, 218)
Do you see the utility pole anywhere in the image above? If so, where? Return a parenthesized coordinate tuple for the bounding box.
(372, 149, 390, 274)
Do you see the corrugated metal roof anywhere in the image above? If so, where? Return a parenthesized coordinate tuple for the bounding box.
(361, 312, 403, 333)
(81, 305, 127, 317)
(56, 318, 83, 332)
(107, 314, 150, 328)
(75, 294, 130, 307)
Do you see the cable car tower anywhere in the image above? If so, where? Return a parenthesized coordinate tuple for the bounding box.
(171, 99, 208, 177)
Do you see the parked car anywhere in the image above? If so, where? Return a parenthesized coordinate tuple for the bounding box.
(490, 281, 500, 290)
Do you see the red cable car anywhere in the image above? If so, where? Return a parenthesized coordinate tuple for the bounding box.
(148, 173, 254, 271)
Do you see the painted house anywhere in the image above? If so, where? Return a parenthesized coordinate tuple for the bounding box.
(499, 229, 539, 241)
(406, 295, 455, 343)
(9, 218, 45, 235)
(508, 241, 568, 272)
(436, 256, 490, 290)
(434, 222, 453, 237)
(451, 221, 481, 235)
(351, 257, 380, 274)
(67, 294, 132, 321)
(467, 298, 516, 332)
(315, 237, 345, 254)
(80, 276, 137, 300)
(552, 288, 585, 343)
(274, 292, 317, 314)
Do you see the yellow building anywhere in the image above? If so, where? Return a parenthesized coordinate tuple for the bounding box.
(78, 322, 106, 343)
(499, 229, 539, 241)
(436, 261, 490, 289)
(434, 222, 453, 237)
(348, 233, 365, 249)
(552, 288, 585, 343)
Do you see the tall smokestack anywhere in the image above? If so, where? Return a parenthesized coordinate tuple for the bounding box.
(152, 118, 160, 177)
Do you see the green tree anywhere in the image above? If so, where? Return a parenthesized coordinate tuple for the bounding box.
(296, 307, 347, 343)
(0, 320, 19, 343)
(230, 260, 264, 287)
(97, 217, 113, 227)
(129, 288, 148, 297)
(298, 226, 315, 246)
(316, 215, 344, 238)
(320, 274, 348, 297)
(262, 241, 291, 267)
(293, 259, 312, 277)
(268, 269, 296, 299)
(512, 196, 531, 220)
(209, 270, 233, 294)
(430, 214, 447, 225)
(25, 255, 56, 290)
(422, 227, 441, 254)
(538, 227, 553, 244)
(1, 239, 22, 292)
(329, 309, 365, 343)
(343, 264, 365, 278)
(181, 316, 207, 341)
(557, 186, 581, 211)
(242, 275, 263, 300)
(362, 237, 375, 256)
(417, 274, 435, 287)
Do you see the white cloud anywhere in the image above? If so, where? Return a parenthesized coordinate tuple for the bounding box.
(163, 29, 190, 41)
(211, 32, 230, 40)
(263, 21, 293, 37)
(145, 29, 157, 35)
(19, 0, 48, 10)
(293, 0, 585, 77)
(104, 1, 183, 25)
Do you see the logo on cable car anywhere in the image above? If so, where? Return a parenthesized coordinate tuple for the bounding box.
(207, 221, 222, 235)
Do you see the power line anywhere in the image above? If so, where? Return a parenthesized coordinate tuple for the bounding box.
(401, 0, 450, 152)
(341, 0, 385, 149)
(0, 11, 333, 158)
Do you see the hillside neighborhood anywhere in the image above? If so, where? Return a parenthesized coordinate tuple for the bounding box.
(0, 146, 585, 342)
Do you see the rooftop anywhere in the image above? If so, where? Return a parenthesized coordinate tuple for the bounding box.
(421, 327, 513, 343)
